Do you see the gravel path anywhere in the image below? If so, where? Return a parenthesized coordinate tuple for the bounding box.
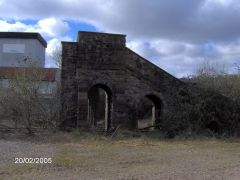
(0, 135, 240, 180)
(0, 140, 55, 162)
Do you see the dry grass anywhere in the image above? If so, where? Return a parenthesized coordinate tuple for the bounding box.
(137, 118, 153, 129)
(1, 130, 240, 180)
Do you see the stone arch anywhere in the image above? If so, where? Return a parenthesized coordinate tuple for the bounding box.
(137, 94, 162, 129)
(61, 31, 184, 131)
(87, 84, 113, 131)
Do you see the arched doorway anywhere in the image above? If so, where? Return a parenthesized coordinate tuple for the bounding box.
(88, 84, 112, 131)
(137, 94, 162, 130)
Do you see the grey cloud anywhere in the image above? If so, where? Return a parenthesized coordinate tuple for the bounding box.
(1, 0, 240, 42)
(129, 38, 240, 77)
(1, 0, 240, 77)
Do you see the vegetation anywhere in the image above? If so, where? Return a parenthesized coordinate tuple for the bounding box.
(1, 57, 240, 138)
(0, 60, 60, 134)
(49, 43, 62, 69)
(162, 62, 240, 138)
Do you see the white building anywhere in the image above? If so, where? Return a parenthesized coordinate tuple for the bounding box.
(0, 32, 47, 67)
(0, 32, 60, 97)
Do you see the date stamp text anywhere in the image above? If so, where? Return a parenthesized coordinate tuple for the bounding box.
(14, 157, 52, 164)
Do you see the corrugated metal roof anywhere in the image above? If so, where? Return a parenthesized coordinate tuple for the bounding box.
(0, 67, 58, 82)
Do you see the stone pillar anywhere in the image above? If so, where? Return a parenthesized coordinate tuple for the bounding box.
(77, 91, 89, 128)
(60, 42, 78, 129)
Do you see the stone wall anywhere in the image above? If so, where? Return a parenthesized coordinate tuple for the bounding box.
(60, 31, 186, 130)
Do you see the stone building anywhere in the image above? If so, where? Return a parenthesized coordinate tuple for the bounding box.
(61, 31, 185, 130)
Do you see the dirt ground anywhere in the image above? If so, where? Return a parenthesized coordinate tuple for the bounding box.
(0, 131, 240, 180)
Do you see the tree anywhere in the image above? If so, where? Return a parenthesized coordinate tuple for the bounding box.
(0, 59, 60, 134)
(49, 44, 62, 69)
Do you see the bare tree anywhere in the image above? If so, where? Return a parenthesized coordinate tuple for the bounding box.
(190, 61, 240, 101)
(0, 60, 60, 134)
(234, 63, 240, 74)
(49, 44, 62, 69)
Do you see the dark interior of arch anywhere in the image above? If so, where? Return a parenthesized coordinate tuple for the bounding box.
(87, 84, 112, 131)
(145, 95, 162, 109)
(137, 95, 162, 130)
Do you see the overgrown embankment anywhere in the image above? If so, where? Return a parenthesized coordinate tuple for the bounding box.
(161, 64, 240, 138)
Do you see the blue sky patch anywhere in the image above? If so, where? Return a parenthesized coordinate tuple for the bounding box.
(66, 21, 100, 41)
(206, 43, 214, 52)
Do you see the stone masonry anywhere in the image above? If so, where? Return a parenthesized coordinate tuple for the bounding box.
(60, 31, 185, 130)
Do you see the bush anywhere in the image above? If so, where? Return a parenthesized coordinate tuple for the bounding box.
(0, 61, 60, 134)
(162, 63, 240, 138)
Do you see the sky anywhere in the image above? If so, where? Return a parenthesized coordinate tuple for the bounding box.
(0, 0, 240, 77)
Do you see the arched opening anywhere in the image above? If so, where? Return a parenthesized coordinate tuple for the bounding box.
(137, 95, 162, 130)
(88, 84, 112, 131)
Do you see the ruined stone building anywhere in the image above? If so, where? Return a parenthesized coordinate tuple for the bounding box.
(61, 31, 185, 130)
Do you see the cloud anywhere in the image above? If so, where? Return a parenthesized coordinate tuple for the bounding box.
(46, 36, 72, 56)
(0, 0, 240, 76)
(0, 18, 70, 38)
(127, 38, 240, 77)
(0, 20, 30, 32)
(45, 36, 72, 67)
(0, 18, 71, 68)
(1, 0, 240, 42)
(126, 41, 160, 60)
(37, 18, 70, 38)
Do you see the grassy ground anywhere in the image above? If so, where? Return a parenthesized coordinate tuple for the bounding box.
(0, 130, 240, 180)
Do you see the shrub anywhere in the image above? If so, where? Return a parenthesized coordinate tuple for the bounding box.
(162, 63, 240, 138)
(0, 61, 60, 134)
